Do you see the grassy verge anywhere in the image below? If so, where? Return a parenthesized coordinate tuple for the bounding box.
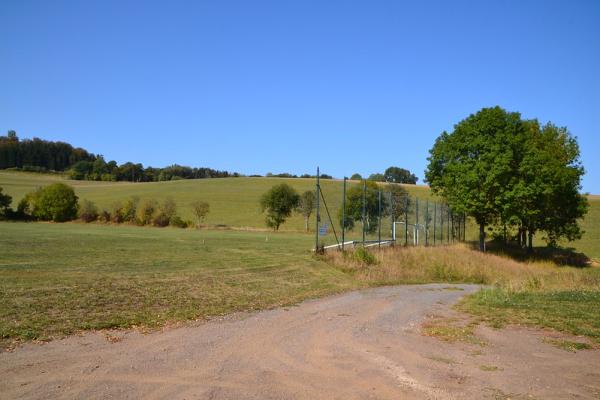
(326, 244, 600, 342)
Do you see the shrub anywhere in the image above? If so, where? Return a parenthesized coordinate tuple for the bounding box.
(23, 183, 78, 222)
(110, 201, 124, 223)
(136, 199, 157, 225)
(352, 247, 378, 266)
(0, 187, 12, 219)
(190, 200, 210, 227)
(121, 196, 139, 223)
(98, 209, 111, 222)
(78, 199, 99, 222)
(153, 198, 177, 227)
(169, 215, 187, 228)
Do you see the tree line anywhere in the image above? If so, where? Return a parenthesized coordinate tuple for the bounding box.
(425, 106, 588, 252)
(350, 166, 419, 184)
(0, 131, 238, 182)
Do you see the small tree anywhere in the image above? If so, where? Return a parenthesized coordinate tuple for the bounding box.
(0, 187, 12, 218)
(29, 183, 78, 222)
(385, 183, 408, 221)
(367, 173, 385, 182)
(78, 199, 99, 222)
(190, 200, 210, 227)
(260, 184, 300, 230)
(121, 196, 139, 223)
(350, 173, 362, 180)
(296, 191, 316, 232)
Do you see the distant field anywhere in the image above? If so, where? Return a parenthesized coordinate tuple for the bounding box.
(0, 171, 434, 233)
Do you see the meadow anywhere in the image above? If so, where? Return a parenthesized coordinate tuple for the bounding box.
(1, 171, 599, 347)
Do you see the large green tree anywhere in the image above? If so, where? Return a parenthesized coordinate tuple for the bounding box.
(425, 106, 526, 251)
(260, 184, 300, 230)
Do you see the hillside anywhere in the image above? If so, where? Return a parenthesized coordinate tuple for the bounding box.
(0, 170, 598, 260)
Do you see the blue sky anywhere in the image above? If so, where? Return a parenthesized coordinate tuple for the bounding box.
(1, 0, 599, 192)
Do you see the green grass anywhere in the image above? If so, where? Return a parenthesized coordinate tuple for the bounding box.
(542, 338, 593, 352)
(460, 288, 600, 343)
(0, 222, 359, 346)
(0, 170, 435, 234)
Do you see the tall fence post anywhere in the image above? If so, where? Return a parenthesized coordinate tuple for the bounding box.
(415, 198, 419, 246)
(377, 191, 382, 248)
(447, 205, 450, 244)
(433, 202, 437, 246)
(362, 180, 366, 247)
(341, 177, 346, 251)
(425, 200, 429, 246)
(315, 167, 320, 251)
(404, 195, 408, 246)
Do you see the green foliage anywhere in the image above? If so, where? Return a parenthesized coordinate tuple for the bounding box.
(384, 166, 418, 184)
(352, 247, 378, 265)
(169, 215, 188, 228)
(190, 200, 210, 226)
(367, 173, 385, 182)
(338, 181, 388, 233)
(136, 198, 157, 226)
(0, 186, 12, 217)
(425, 106, 587, 251)
(260, 183, 300, 230)
(121, 196, 139, 223)
(385, 184, 409, 221)
(153, 198, 177, 227)
(78, 199, 99, 222)
(22, 183, 78, 222)
(350, 173, 362, 180)
(296, 190, 316, 232)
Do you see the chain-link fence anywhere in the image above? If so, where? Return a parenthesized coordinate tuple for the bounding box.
(313, 169, 466, 251)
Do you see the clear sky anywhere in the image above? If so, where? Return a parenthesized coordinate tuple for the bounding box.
(1, 0, 599, 192)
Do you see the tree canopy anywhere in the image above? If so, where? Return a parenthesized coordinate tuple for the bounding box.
(260, 184, 300, 230)
(425, 106, 587, 251)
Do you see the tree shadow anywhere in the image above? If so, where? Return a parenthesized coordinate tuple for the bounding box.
(467, 241, 592, 268)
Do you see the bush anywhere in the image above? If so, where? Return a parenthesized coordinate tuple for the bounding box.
(78, 199, 99, 222)
(153, 198, 177, 227)
(110, 201, 124, 223)
(98, 209, 111, 222)
(136, 199, 157, 225)
(0, 187, 12, 219)
(121, 196, 139, 223)
(352, 247, 378, 266)
(169, 215, 187, 228)
(22, 183, 78, 222)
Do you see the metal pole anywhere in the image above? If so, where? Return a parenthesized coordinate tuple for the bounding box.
(404, 195, 408, 246)
(341, 177, 346, 251)
(415, 198, 419, 246)
(433, 202, 437, 246)
(315, 167, 320, 251)
(425, 200, 429, 246)
(362, 180, 366, 247)
(378, 190, 382, 249)
(390, 191, 394, 244)
(447, 205, 450, 243)
(440, 205, 444, 245)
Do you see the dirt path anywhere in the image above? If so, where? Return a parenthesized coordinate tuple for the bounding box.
(2, 284, 599, 399)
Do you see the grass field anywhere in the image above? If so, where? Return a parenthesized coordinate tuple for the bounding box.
(1, 170, 597, 259)
(1, 220, 599, 347)
(0, 222, 358, 346)
(0, 170, 434, 232)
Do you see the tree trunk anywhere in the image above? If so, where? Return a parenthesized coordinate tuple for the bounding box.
(479, 223, 485, 252)
(527, 229, 533, 253)
(305, 216, 309, 232)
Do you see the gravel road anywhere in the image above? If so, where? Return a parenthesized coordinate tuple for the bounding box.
(2, 284, 599, 399)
